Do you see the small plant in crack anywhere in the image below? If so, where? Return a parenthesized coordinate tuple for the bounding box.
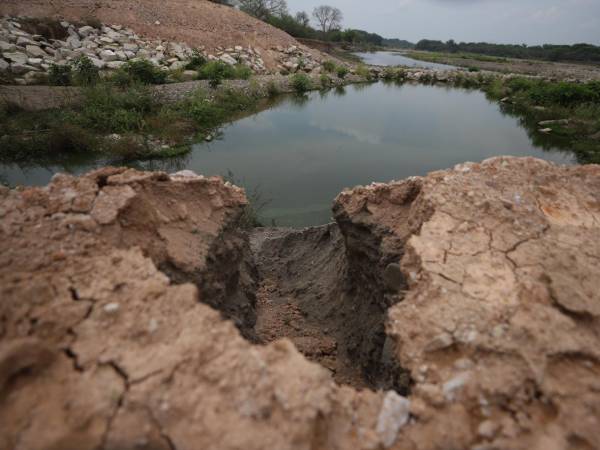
(223, 170, 270, 229)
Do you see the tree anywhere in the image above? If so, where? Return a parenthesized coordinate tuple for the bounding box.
(240, 0, 288, 20)
(295, 11, 310, 27)
(312, 5, 343, 33)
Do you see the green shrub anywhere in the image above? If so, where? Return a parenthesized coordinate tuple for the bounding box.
(185, 50, 207, 70)
(320, 74, 332, 88)
(382, 67, 397, 80)
(266, 80, 280, 97)
(47, 123, 97, 153)
(291, 73, 312, 93)
(234, 64, 252, 80)
(468, 66, 480, 72)
(48, 64, 72, 86)
(356, 64, 371, 80)
(336, 66, 349, 79)
(112, 59, 167, 86)
(322, 60, 336, 73)
(72, 55, 99, 86)
(198, 61, 236, 87)
(77, 83, 155, 133)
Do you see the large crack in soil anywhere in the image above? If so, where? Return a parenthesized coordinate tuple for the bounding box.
(247, 224, 411, 392)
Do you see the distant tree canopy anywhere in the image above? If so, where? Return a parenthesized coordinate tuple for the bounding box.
(239, 0, 288, 21)
(312, 5, 343, 33)
(240, 2, 384, 47)
(382, 38, 415, 49)
(415, 39, 600, 64)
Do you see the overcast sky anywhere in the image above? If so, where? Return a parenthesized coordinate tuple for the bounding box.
(286, 0, 600, 45)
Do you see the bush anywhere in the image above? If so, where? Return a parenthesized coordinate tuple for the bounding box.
(234, 64, 252, 80)
(322, 60, 336, 73)
(112, 59, 167, 86)
(356, 64, 371, 80)
(197, 61, 252, 86)
(468, 66, 480, 72)
(198, 61, 236, 87)
(320, 74, 332, 88)
(266, 80, 280, 97)
(336, 66, 349, 79)
(48, 64, 72, 86)
(77, 83, 155, 133)
(47, 123, 97, 154)
(72, 55, 99, 86)
(291, 73, 312, 93)
(185, 50, 207, 70)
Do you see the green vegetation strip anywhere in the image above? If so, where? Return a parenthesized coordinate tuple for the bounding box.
(483, 78, 600, 164)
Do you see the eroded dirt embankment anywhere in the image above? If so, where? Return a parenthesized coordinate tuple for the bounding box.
(1, 157, 600, 450)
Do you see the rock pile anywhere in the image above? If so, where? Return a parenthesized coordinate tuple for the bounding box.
(0, 16, 269, 84)
(272, 44, 324, 75)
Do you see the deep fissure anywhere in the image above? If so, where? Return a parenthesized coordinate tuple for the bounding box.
(239, 223, 412, 392)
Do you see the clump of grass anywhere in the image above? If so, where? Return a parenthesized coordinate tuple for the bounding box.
(181, 87, 258, 131)
(185, 50, 207, 70)
(266, 80, 280, 97)
(223, 170, 270, 229)
(336, 66, 349, 79)
(197, 61, 253, 87)
(291, 73, 312, 93)
(72, 55, 100, 86)
(320, 74, 332, 89)
(111, 59, 167, 86)
(356, 64, 371, 81)
(322, 60, 336, 73)
(75, 83, 155, 133)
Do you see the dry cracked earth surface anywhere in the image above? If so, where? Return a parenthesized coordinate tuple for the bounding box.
(1, 157, 599, 450)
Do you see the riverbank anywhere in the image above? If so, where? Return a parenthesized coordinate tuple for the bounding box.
(3, 66, 600, 177)
(407, 50, 600, 81)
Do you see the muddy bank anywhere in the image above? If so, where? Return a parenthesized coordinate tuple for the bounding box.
(1, 157, 600, 450)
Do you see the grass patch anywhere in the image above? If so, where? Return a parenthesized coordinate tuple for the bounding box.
(483, 77, 600, 163)
(291, 73, 312, 93)
(336, 66, 349, 79)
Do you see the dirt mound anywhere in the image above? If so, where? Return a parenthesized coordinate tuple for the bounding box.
(0, 0, 315, 70)
(1, 157, 599, 450)
(335, 156, 600, 449)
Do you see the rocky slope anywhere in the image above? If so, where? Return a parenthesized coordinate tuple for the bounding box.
(0, 0, 323, 71)
(1, 157, 599, 450)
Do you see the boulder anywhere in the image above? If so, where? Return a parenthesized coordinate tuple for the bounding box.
(99, 49, 118, 61)
(106, 60, 126, 69)
(25, 44, 48, 58)
(78, 25, 96, 37)
(123, 42, 139, 52)
(219, 53, 237, 66)
(0, 58, 9, 71)
(3, 51, 28, 64)
(0, 40, 16, 52)
(10, 63, 37, 74)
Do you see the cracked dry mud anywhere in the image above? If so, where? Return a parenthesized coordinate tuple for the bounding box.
(1, 157, 600, 450)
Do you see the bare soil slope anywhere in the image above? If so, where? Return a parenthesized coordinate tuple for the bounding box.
(0, 0, 312, 69)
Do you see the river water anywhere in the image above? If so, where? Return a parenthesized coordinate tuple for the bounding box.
(353, 51, 456, 70)
(1, 82, 574, 227)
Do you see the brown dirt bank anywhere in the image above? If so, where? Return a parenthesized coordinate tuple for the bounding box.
(0, 0, 321, 70)
(1, 157, 599, 450)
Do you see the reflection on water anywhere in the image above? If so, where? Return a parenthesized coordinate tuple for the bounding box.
(354, 51, 457, 70)
(1, 82, 574, 227)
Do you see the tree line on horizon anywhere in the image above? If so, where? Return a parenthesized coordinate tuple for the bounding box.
(209, 0, 391, 47)
(415, 39, 600, 64)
